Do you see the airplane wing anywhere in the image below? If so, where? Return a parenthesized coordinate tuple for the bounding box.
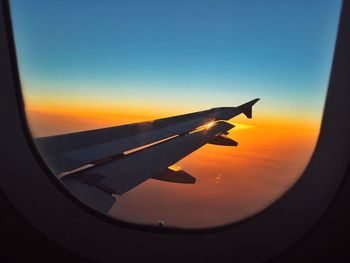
(34, 98, 259, 213)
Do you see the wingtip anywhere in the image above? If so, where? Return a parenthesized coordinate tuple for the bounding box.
(239, 98, 260, 108)
(252, 98, 260, 104)
(239, 98, 260, 118)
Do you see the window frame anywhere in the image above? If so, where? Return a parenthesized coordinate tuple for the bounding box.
(0, 0, 349, 262)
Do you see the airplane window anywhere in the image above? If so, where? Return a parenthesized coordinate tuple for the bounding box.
(9, 0, 342, 229)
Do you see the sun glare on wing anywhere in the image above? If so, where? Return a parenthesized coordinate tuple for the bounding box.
(205, 121, 216, 130)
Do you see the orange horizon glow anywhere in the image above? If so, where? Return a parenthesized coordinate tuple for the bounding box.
(111, 112, 319, 228)
(25, 99, 321, 138)
(24, 104, 321, 228)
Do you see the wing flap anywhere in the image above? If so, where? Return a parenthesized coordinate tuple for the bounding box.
(62, 175, 117, 214)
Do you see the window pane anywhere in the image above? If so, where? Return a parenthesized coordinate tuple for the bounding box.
(10, 0, 342, 229)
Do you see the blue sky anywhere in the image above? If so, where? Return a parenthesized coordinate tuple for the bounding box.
(10, 0, 342, 119)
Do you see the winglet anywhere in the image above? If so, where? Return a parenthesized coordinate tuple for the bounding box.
(238, 98, 260, 118)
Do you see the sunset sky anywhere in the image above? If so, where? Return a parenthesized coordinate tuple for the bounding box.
(10, 0, 342, 228)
